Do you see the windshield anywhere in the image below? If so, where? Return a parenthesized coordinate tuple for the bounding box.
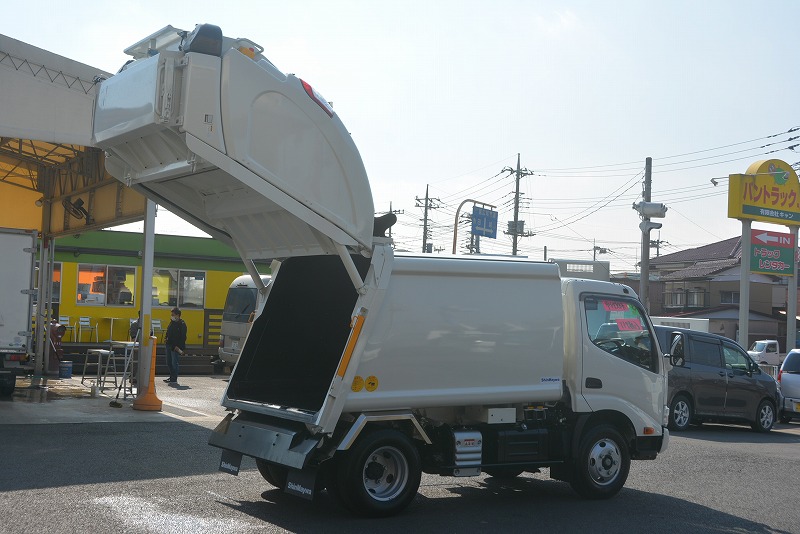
(751, 341, 767, 352)
(222, 287, 258, 323)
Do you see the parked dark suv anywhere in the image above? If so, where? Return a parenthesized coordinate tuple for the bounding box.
(654, 326, 781, 433)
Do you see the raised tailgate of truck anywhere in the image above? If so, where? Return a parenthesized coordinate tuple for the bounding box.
(93, 32, 375, 262)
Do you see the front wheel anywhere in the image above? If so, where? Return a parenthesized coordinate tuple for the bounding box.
(669, 395, 692, 431)
(751, 400, 775, 433)
(570, 425, 630, 500)
(335, 429, 421, 517)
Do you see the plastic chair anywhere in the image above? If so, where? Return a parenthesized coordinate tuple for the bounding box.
(78, 316, 98, 342)
(151, 319, 165, 342)
(59, 316, 75, 342)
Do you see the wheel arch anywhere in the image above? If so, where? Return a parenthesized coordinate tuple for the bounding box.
(336, 412, 432, 451)
(572, 410, 636, 460)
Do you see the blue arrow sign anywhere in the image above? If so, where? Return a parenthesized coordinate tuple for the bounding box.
(472, 207, 498, 238)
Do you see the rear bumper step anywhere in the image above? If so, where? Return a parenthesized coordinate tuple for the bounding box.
(208, 413, 321, 469)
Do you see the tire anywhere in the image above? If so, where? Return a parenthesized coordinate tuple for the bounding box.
(669, 395, 692, 432)
(255, 459, 288, 488)
(570, 425, 630, 500)
(0, 375, 15, 397)
(751, 400, 775, 433)
(335, 429, 421, 517)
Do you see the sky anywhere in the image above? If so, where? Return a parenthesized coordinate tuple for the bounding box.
(3, 0, 799, 272)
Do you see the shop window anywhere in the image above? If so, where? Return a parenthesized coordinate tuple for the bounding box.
(77, 265, 106, 304)
(179, 270, 205, 308)
(106, 266, 136, 306)
(152, 268, 205, 308)
(77, 264, 135, 306)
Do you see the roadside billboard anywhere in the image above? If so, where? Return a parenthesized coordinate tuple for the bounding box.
(728, 159, 800, 225)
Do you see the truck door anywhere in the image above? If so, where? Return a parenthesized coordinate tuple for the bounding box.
(581, 295, 663, 422)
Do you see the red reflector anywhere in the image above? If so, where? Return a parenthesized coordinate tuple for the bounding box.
(777, 370, 782, 382)
(300, 79, 334, 117)
(6, 354, 24, 361)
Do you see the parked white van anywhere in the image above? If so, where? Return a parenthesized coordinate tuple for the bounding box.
(218, 274, 271, 366)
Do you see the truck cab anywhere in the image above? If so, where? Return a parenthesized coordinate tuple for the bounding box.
(748, 340, 783, 366)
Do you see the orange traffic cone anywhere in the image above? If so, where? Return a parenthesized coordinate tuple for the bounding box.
(133, 336, 162, 411)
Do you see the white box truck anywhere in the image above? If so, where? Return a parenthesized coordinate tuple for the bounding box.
(0, 227, 36, 396)
(92, 24, 670, 516)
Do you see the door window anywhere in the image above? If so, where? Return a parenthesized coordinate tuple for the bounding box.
(584, 296, 658, 372)
(723, 343, 752, 374)
(689, 339, 722, 368)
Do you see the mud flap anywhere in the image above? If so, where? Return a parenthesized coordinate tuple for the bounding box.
(219, 449, 243, 476)
(285, 467, 318, 500)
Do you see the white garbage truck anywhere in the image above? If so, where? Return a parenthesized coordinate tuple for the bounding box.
(92, 24, 670, 517)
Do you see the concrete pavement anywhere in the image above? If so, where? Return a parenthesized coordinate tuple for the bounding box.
(0, 375, 229, 425)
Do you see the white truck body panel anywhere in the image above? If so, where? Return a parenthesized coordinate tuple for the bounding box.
(342, 256, 565, 412)
(0, 228, 36, 354)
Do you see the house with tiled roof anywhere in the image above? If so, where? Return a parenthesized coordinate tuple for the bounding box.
(613, 236, 795, 348)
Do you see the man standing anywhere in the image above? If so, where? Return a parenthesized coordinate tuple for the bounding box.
(164, 307, 187, 385)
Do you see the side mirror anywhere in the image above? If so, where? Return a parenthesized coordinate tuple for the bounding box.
(669, 353, 685, 367)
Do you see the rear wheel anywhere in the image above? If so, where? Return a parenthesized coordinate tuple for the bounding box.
(751, 400, 775, 433)
(336, 429, 421, 517)
(669, 395, 692, 431)
(570, 425, 630, 500)
(255, 459, 288, 488)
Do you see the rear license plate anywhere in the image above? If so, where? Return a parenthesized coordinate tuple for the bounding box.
(794, 402, 800, 412)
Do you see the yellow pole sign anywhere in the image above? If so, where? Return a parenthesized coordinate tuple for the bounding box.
(728, 159, 800, 226)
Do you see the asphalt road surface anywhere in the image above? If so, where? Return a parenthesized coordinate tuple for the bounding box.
(1, 376, 798, 533)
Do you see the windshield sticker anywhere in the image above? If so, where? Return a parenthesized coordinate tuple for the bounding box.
(616, 318, 643, 331)
(602, 300, 629, 312)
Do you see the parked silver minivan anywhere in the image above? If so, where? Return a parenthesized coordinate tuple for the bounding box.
(778, 350, 800, 423)
(218, 274, 271, 367)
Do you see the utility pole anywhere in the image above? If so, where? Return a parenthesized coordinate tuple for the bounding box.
(633, 157, 667, 312)
(416, 185, 440, 253)
(501, 154, 534, 255)
(650, 231, 668, 257)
